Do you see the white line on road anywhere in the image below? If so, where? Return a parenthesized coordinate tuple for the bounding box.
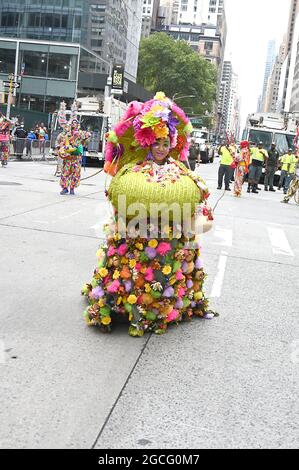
(213, 227, 233, 247)
(210, 251, 228, 298)
(267, 227, 294, 257)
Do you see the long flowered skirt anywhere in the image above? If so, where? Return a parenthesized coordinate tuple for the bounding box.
(60, 158, 81, 189)
(234, 164, 247, 196)
(0, 142, 10, 163)
(82, 226, 214, 337)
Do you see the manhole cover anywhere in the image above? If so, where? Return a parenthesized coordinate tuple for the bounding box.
(0, 182, 22, 186)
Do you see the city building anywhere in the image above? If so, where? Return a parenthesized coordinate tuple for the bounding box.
(259, 39, 276, 112)
(159, 0, 179, 26)
(227, 72, 240, 138)
(141, 0, 161, 38)
(217, 60, 232, 138)
(0, 0, 143, 83)
(178, 0, 224, 27)
(0, 36, 151, 114)
(279, 0, 299, 112)
(263, 40, 287, 113)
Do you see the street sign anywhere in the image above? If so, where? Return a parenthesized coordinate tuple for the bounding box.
(3, 81, 20, 89)
(190, 118, 203, 125)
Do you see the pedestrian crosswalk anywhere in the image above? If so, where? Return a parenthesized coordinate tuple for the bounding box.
(201, 222, 298, 259)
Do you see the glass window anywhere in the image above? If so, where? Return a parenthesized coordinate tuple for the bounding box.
(48, 52, 77, 80)
(248, 130, 273, 150)
(274, 133, 294, 154)
(0, 47, 16, 74)
(20, 50, 48, 77)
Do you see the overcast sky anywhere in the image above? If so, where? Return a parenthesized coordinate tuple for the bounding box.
(224, 0, 291, 130)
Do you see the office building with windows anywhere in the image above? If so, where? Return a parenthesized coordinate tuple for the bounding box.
(0, 0, 143, 83)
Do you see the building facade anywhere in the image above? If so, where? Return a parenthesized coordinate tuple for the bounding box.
(0, 0, 143, 82)
(141, 0, 161, 38)
(177, 0, 224, 26)
(280, 0, 299, 111)
(259, 39, 276, 112)
(159, 0, 179, 26)
(263, 40, 287, 113)
(217, 60, 232, 138)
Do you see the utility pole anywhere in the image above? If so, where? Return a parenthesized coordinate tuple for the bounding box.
(6, 73, 14, 120)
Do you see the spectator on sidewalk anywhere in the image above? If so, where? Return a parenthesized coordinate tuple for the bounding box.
(13, 123, 27, 159)
(26, 129, 37, 157)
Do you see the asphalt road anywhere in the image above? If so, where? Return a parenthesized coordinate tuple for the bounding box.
(0, 160, 298, 449)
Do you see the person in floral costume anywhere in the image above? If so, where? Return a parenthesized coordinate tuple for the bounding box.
(0, 113, 12, 167)
(59, 119, 90, 195)
(82, 92, 216, 337)
(233, 140, 251, 197)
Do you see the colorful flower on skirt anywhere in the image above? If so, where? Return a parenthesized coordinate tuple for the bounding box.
(156, 242, 172, 256)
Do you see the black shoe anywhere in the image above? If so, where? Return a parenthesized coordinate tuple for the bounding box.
(281, 199, 289, 203)
(225, 188, 231, 191)
(264, 187, 268, 191)
(252, 189, 259, 194)
(269, 188, 276, 192)
(256, 187, 261, 191)
(217, 187, 222, 190)
(247, 188, 251, 193)
(277, 187, 281, 190)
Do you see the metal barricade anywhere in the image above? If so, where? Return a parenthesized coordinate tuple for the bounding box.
(10, 137, 50, 159)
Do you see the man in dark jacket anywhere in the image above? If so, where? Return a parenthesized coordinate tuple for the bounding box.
(264, 143, 279, 192)
(188, 139, 200, 171)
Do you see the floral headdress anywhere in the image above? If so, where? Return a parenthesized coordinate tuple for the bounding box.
(104, 92, 193, 176)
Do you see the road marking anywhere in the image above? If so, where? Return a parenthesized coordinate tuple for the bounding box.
(267, 227, 294, 257)
(213, 227, 233, 247)
(210, 251, 228, 298)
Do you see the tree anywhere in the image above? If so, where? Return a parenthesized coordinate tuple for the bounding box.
(137, 33, 217, 120)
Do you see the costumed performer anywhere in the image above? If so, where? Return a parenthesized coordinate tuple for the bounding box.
(233, 140, 251, 197)
(0, 113, 12, 167)
(82, 92, 217, 337)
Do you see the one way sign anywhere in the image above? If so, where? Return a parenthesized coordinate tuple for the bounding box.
(3, 81, 20, 89)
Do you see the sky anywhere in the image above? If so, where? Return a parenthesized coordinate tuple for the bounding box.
(224, 0, 291, 130)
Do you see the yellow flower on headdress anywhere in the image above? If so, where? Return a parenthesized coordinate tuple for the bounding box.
(98, 298, 105, 308)
(154, 123, 169, 139)
(135, 243, 144, 251)
(154, 92, 166, 101)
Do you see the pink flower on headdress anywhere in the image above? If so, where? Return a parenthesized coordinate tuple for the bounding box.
(114, 120, 132, 137)
(172, 103, 188, 124)
(180, 143, 190, 162)
(135, 128, 156, 147)
(105, 142, 114, 163)
(122, 101, 143, 121)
